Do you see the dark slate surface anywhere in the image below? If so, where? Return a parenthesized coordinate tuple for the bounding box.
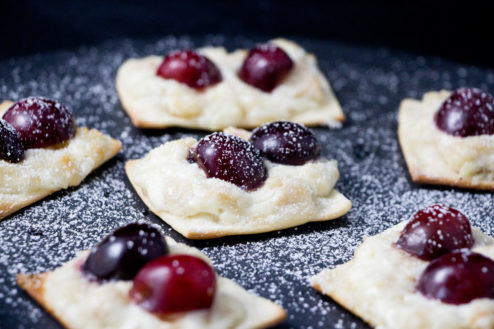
(1, 35, 494, 329)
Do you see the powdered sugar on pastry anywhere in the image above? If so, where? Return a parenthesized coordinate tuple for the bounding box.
(0, 101, 122, 219)
(125, 129, 351, 239)
(116, 39, 344, 130)
(17, 237, 286, 329)
(398, 91, 494, 190)
(311, 222, 494, 329)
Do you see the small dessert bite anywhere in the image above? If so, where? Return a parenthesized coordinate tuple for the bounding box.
(125, 121, 351, 239)
(398, 87, 494, 190)
(116, 38, 344, 130)
(17, 223, 286, 329)
(311, 205, 494, 329)
(0, 97, 121, 220)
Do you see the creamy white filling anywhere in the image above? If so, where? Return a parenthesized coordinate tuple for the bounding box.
(312, 222, 494, 329)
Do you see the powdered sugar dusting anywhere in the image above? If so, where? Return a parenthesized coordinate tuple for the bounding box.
(1, 36, 494, 328)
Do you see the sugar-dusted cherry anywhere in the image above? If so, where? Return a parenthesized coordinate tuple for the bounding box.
(2, 97, 76, 149)
(251, 121, 320, 165)
(396, 205, 473, 260)
(156, 50, 222, 89)
(129, 254, 216, 313)
(83, 223, 169, 281)
(191, 132, 267, 190)
(417, 250, 494, 304)
(238, 43, 294, 92)
(0, 119, 24, 163)
(434, 88, 494, 137)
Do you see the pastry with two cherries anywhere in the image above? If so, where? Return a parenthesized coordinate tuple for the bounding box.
(398, 87, 494, 190)
(17, 223, 286, 329)
(116, 39, 344, 130)
(0, 97, 121, 219)
(312, 204, 494, 329)
(126, 121, 351, 239)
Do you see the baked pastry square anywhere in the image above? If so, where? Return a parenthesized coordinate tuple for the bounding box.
(311, 206, 494, 329)
(125, 125, 351, 239)
(17, 234, 286, 329)
(116, 38, 344, 130)
(398, 89, 494, 190)
(0, 100, 121, 219)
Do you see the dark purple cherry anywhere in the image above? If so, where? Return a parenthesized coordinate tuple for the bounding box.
(130, 255, 216, 313)
(83, 223, 169, 281)
(2, 97, 76, 149)
(238, 43, 294, 92)
(396, 205, 473, 260)
(191, 132, 267, 190)
(156, 50, 222, 89)
(250, 121, 320, 165)
(0, 119, 24, 163)
(434, 88, 494, 137)
(417, 250, 494, 304)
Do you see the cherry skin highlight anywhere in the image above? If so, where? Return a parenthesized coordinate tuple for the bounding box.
(250, 121, 320, 165)
(238, 43, 293, 92)
(191, 132, 267, 190)
(83, 223, 169, 281)
(434, 88, 494, 137)
(156, 50, 222, 89)
(396, 205, 473, 260)
(130, 254, 216, 313)
(0, 119, 24, 163)
(417, 250, 494, 304)
(2, 97, 76, 149)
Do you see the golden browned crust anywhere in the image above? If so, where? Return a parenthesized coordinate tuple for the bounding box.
(17, 273, 73, 329)
(398, 95, 494, 191)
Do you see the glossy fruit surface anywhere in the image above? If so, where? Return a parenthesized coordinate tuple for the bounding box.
(156, 50, 222, 89)
(417, 250, 494, 304)
(129, 254, 216, 313)
(434, 88, 494, 137)
(0, 119, 24, 163)
(250, 121, 320, 165)
(238, 43, 293, 92)
(83, 223, 168, 281)
(191, 132, 267, 190)
(2, 97, 76, 149)
(396, 205, 473, 260)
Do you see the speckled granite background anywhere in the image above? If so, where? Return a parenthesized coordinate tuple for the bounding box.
(1, 36, 493, 329)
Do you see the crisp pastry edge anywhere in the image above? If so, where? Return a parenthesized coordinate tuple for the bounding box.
(125, 159, 351, 239)
(397, 92, 494, 191)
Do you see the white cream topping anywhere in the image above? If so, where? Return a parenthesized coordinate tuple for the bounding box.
(116, 38, 343, 130)
(312, 222, 494, 329)
(43, 238, 284, 329)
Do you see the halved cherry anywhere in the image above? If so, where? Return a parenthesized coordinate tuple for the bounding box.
(417, 250, 494, 304)
(434, 88, 494, 137)
(2, 97, 76, 149)
(396, 205, 473, 260)
(250, 121, 320, 165)
(129, 254, 216, 313)
(238, 43, 293, 92)
(156, 50, 222, 89)
(83, 223, 169, 281)
(190, 132, 267, 190)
